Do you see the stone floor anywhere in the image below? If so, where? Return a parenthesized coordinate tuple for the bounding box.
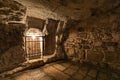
(2, 61, 120, 80)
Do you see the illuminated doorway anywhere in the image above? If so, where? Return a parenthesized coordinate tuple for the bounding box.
(24, 28, 44, 60)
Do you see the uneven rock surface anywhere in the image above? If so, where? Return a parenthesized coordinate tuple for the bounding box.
(0, 0, 26, 72)
(0, 0, 26, 23)
(0, 23, 26, 73)
(15, 0, 120, 20)
(64, 13, 120, 69)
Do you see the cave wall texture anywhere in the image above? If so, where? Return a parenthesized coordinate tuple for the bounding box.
(0, 0, 26, 72)
(0, 23, 26, 73)
(64, 12, 120, 69)
(0, 0, 26, 23)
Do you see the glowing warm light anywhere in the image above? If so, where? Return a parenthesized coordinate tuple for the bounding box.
(39, 37, 43, 58)
(25, 28, 45, 60)
(27, 34, 40, 40)
(32, 35, 36, 40)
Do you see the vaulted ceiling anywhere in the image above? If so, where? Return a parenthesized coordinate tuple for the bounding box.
(15, 0, 120, 20)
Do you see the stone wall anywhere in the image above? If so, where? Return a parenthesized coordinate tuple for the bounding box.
(0, 0, 27, 73)
(0, 0, 26, 23)
(64, 15, 120, 69)
(0, 23, 26, 73)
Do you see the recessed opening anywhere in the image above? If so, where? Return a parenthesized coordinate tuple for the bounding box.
(24, 28, 45, 60)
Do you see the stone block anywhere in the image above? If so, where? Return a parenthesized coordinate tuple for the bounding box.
(53, 64, 66, 71)
(78, 68, 88, 76)
(43, 66, 69, 80)
(40, 75, 54, 80)
(64, 68, 76, 76)
(70, 65, 79, 71)
(73, 73, 84, 80)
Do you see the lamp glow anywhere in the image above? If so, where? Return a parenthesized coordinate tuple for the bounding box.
(32, 35, 36, 40)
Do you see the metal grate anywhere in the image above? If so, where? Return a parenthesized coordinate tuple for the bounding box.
(25, 36, 44, 59)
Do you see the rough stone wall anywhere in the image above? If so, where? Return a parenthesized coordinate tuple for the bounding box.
(0, 23, 26, 73)
(0, 0, 26, 72)
(64, 15, 120, 69)
(0, 0, 26, 23)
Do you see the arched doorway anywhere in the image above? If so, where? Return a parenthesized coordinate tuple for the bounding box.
(24, 28, 45, 60)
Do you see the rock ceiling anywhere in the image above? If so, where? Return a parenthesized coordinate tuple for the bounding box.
(1, 0, 120, 21)
(0, 0, 26, 24)
(14, 0, 120, 20)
